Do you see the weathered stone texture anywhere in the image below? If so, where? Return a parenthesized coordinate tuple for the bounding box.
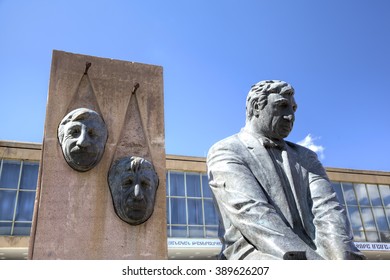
(29, 50, 166, 259)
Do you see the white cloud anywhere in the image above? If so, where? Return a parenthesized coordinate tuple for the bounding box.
(297, 134, 325, 160)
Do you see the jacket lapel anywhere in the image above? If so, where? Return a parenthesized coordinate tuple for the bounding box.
(284, 144, 306, 226)
(285, 143, 314, 238)
(237, 130, 294, 227)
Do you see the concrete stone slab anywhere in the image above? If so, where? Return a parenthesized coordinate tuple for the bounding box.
(29, 50, 166, 259)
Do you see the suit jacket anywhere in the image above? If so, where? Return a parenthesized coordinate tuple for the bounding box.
(207, 129, 364, 260)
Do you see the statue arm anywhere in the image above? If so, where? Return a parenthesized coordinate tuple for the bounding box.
(307, 151, 365, 260)
(207, 143, 323, 260)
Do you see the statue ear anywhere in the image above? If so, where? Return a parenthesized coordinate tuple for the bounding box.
(252, 99, 260, 117)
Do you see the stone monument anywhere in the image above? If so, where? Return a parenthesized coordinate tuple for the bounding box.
(207, 80, 365, 260)
(29, 50, 167, 259)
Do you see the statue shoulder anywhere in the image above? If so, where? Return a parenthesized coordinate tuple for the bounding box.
(209, 133, 241, 151)
(286, 141, 319, 158)
(207, 133, 242, 158)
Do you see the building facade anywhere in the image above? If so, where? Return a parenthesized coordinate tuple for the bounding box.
(1, 140, 390, 260)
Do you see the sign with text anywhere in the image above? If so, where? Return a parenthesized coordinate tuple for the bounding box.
(354, 242, 390, 251)
(168, 238, 222, 248)
(168, 239, 390, 252)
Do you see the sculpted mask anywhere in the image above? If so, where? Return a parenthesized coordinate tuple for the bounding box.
(58, 108, 108, 172)
(108, 156, 159, 225)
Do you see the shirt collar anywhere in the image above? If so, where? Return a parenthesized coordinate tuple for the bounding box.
(261, 137, 286, 150)
(242, 128, 286, 150)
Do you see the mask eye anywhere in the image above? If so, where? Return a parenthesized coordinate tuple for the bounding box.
(141, 180, 150, 189)
(88, 129, 96, 138)
(122, 178, 133, 188)
(69, 127, 81, 138)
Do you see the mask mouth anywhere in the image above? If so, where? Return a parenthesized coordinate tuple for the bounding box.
(123, 204, 147, 222)
(70, 146, 96, 155)
(68, 148, 98, 164)
(125, 200, 147, 211)
(65, 147, 99, 170)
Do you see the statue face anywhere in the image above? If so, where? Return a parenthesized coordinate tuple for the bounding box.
(258, 93, 297, 140)
(108, 157, 159, 225)
(58, 108, 108, 172)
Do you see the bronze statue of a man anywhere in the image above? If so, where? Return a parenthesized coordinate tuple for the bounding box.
(207, 80, 365, 260)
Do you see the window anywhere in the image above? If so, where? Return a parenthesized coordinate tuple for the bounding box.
(331, 182, 345, 205)
(167, 175, 390, 242)
(0, 160, 39, 236)
(379, 185, 390, 207)
(332, 181, 390, 243)
(1, 154, 388, 246)
(166, 171, 218, 238)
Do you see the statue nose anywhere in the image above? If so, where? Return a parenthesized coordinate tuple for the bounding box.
(284, 114, 294, 122)
(76, 129, 90, 148)
(133, 184, 144, 200)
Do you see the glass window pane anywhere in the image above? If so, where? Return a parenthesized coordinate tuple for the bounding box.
(206, 226, 218, 238)
(347, 206, 363, 231)
(170, 198, 186, 224)
(360, 207, 376, 231)
(187, 199, 203, 225)
(352, 231, 366, 242)
(16, 191, 36, 221)
(204, 199, 218, 225)
(0, 222, 12, 235)
(171, 226, 187, 237)
(379, 185, 390, 207)
(367, 184, 382, 207)
(366, 231, 380, 242)
(202, 174, 213, 198)
(386, 208, 390, 226)
(0, 160, 21, 189)
(380, 232, 390, 242)
(188, 226, 204, 238)
(342, 183, 357, 205)
(186, 173, 201, 197)
(13, 223, 32, 236)
(331, 182, 345, 205)
(169, 172, 185, 196)
(20, 162, 39, 190)
(0, 190, 17, 220)
(354, 184, 370, 206)
(372, 207, 390, 231)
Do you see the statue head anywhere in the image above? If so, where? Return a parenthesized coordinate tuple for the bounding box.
(58, 108, 108, 172)
(245, 80, 297, 140)
(108, 156, 159, 225)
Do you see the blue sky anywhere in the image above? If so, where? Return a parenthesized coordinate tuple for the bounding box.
(1, 0, 389, 171)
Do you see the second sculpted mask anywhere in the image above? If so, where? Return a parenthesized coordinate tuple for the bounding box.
(108, 156, 159, 225)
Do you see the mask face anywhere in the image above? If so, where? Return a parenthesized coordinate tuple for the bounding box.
(58, 108, 108, 172)
(108, 156, 159, 225)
